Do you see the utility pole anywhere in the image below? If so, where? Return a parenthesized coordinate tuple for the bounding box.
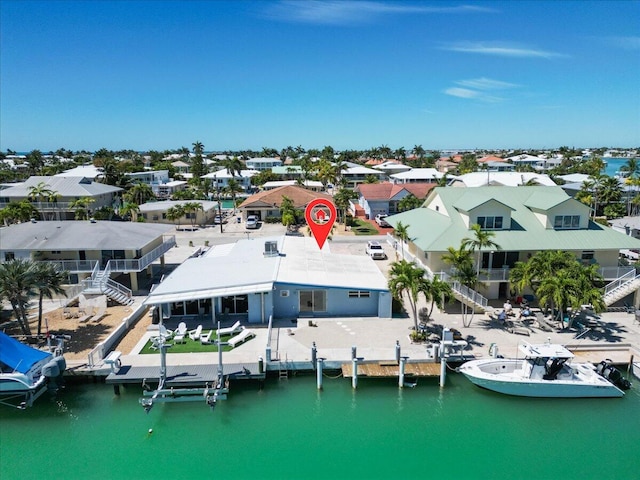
(216, 184, 223, 234)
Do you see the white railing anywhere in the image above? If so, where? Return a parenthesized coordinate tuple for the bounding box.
(106, 237, 176, 273)
(604, 269, 639, 297)
(87, 303, 145, 367)
(599, 266, 636, 280)
(450, 281, 489, 309)
(265, 314, 274, 362)
(45, 259, 98, 273)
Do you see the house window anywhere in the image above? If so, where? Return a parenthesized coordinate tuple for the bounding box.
(221, 295, 248, 314)
(4, 252, 15, 261)
(348, 291, 370, 298)
(581, 251, 595, 264)
(477, 216, 503, 229)
(554, 215, 580, 229)
(299, 290, 326, 312)
(280, 290, 290, 297)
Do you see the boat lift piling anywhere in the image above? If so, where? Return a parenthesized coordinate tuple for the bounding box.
(317, 358, 324, 390)
(352, 358, 358, 389)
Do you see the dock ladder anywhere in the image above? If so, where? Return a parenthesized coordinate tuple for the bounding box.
(278, 355, 289, 380)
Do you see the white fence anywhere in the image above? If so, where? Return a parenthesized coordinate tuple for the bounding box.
(87, 303, 147, 367)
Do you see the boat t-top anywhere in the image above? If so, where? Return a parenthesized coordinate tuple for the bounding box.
(458, 341, 631, 398)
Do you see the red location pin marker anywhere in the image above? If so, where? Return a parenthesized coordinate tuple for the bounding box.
(305, 198, 337, 250)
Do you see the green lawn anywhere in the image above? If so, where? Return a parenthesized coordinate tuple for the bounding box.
(140, 331, 239, 354)
(350, 218, 379, 235)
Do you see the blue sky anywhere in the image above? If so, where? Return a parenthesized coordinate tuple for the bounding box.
(1, 0, 639, 152)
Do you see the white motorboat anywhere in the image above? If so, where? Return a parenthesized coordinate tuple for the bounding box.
(458, 342, 631, 398)
(0, 331, 67, 409)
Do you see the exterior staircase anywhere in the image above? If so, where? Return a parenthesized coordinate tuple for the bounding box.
(603, 270, 640, 306)
(82, 262, 134, 306)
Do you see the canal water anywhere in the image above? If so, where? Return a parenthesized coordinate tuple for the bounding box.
(1, 373, 638, 480)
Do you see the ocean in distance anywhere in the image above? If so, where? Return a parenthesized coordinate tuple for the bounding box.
(1, 374, 639, 480)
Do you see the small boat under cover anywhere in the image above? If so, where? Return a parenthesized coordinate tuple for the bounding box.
(0, 331, 67, 409)
(458, 342, 631, 398)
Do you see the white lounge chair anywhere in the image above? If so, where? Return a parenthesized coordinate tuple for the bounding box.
(189, 325, 203, 341)
(228, 329, 255, 348)
(89, 305, 107, 323)
(200, 330, 213, 344)
(217, 320, 243, 337)
(174, 322, 188, 343)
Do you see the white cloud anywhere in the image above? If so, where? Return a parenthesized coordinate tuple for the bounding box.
(456, 77, 519, 90)
(263, 1, 495, 25)
(444, 76, 519, 102)
(443, 41, 565, 59)
(606, 36, 640, 50)
(444, 87, 479, 99)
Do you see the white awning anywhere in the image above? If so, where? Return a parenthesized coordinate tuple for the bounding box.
(143, 282, 273, 305)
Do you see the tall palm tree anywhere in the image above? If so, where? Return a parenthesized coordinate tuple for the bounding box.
(0, 259, 36, 335)
(442, 245, 477, 327)
(394, 222, 412, 260)
(422, 276, 453, 321)
(388, 260, 428, 331)
(462, 224, 501, 276)
(333, 188, 357, 224)
(223, 157, 243, 177)
(32, 262, 68, 336)
(27, 181, 55, 220)
(223, 178, 244, 214)
(119, 202, 140, 222)
(191, 141, 206, 180)
(0, 200, 39, 225)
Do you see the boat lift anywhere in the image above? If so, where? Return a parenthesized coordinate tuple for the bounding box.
(139, 323, 229, 413)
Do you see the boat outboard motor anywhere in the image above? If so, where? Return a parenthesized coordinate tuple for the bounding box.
(596, 360, 632, 391)
(42, 358, 61, 393)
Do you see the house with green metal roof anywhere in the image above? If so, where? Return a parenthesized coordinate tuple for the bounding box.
(386, 186, 640, 306)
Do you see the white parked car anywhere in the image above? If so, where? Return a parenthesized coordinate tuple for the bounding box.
(365, 241, 387, 260)
(375, 214, 390, 227)
(246, 215, 259, 229)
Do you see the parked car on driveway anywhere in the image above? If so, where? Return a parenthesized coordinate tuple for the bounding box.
(246, 215, 259, 229)
(366, 241, 387, 260)
(375, 214, 390, 227)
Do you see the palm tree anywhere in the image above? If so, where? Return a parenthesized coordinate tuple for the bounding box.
(69, 197, 95, 220)
(32, 262, 68, 336)
(223, 157, 243, 177)
(125, 182, 155, 206)
(183, 202, 203, 228)
(388, 260, 429, 331)
(223, 178, 244, 214)
(422, 276, 453, 321)
(398, 193, 422, 212)
(619, 157, 639, 179)
(461, 224, 501, 276)
(394, 222, 412, 260)
(166, 205, 185, 228)
(442, 244, 477, 327)
(333, 188, 357, 224)
(0, 200, 39, 225)
(119, 202, 140, 222)
(0, 259, 36, 335)
(27, 181, 55, 220)
(191, 141, 206, 180)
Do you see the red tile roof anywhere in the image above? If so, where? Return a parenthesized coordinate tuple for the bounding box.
(477, 155, 505, 163)
(356, 182, 435, 200)
(239, 185, 333, 209)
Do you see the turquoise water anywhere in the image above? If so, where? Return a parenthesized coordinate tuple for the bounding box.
(603, 158, 630, 177)
(1, 374, 639, 480)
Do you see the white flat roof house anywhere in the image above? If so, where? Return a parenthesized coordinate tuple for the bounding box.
(145, 236, 392, 323)
(389, 168, 443, 184)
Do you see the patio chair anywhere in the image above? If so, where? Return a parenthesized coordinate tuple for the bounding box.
(174, 322, 188, 343)
(228, 329, 255, 348)
(189, 325, 203, 341)
(89, 305, 107, 323)
(217, 320, 243, 337)
(200, 330, 214, 344)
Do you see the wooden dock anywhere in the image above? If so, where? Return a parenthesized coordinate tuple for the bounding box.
(341, 361, 440, 378)
(105, 362, 261, 385)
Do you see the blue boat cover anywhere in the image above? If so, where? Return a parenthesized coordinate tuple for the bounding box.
(0, 331, 51, 374)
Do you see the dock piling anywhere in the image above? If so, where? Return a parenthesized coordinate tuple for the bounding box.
(352, 358, 358, 389)
(398, 357, 406, 388)
(317, 358, 324, 390)
(395, 340, 400, 364)
(312, 342, 317, 369)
